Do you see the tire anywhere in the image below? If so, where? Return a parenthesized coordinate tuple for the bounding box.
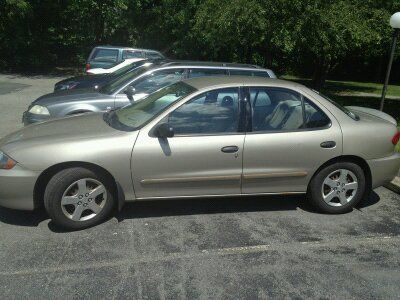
(307, 162, 366, 214)
(44, 167, 116, 230)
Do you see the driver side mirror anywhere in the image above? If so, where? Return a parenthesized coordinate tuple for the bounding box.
(124, 86, 136, 101)
(154, 123, 174, 138)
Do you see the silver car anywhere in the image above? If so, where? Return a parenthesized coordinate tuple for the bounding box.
(1, 77, 400, 230)
(22, 61, 276, 125)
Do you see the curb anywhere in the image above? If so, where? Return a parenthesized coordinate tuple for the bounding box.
(384, 176, 400, 194)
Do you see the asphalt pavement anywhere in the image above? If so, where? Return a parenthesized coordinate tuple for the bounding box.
(0, 74, 399, 299)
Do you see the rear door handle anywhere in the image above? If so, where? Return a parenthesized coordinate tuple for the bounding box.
(320, 141, 336, 148)
(221, 146, 239, 153)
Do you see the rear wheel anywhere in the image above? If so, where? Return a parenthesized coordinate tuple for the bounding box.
(307, 162, 366, 213)
(44, 167, 115, 230)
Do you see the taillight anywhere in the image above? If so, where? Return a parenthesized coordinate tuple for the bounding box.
(392, 131, 400, 145)
(86, 63, 91, 71)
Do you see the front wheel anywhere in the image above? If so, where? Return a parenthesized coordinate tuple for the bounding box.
(44, 167, 116, 230)
(307, 162, 366, 214)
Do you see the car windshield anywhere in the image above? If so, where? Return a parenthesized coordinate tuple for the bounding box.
(99, 64, 151, 95)
(105, 82, 196, 131)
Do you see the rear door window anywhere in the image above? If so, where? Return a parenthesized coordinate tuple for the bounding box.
(303, 98, 331, 128)
(123, 50, 144, 59)
(131, 69, 186, 94)
(90, 48, 119, 62)
(249, 87, 303, 132)
(229, 70, 270, 78)
(188, 68, 227, 78)
(146, 52, 164, 59)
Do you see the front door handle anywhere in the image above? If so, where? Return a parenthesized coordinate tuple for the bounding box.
(320, 141, 336, 148)
(221, 146, 239, 153)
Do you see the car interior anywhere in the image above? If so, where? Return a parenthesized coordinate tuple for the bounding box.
(251, 89, 331, 131)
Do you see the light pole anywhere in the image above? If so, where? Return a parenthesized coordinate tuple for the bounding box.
(380, 12, 400, 111)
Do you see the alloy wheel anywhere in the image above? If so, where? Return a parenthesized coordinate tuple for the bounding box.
(61, 178, 107, 221)
(321, 169, 358, 207)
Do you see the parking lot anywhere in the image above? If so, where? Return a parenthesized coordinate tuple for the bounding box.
(0, 74, 400, 299)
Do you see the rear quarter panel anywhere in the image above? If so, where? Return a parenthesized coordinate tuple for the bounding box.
(301, 88, 397, 160)
(339, 113, 397, 160)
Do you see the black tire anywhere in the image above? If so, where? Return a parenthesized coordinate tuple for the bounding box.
(44, 167, 116, 230)
(307, 162, 366, 214)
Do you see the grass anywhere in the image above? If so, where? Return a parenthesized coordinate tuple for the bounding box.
(283, 75, 400, 98)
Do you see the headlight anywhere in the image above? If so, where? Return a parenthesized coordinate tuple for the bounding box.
(29, 105, 50, 115)
(0, 151, 16, 170)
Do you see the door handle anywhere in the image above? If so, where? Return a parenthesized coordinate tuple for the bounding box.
(221, 146, 239, 153)
(320, 141, 336, 148)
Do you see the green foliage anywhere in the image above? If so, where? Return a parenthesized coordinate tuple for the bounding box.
(0, 0, 399, 86)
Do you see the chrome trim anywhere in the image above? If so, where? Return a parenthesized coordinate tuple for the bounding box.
(133, 191, 305, 201)
(242, 172, 308, 180)
(140, 174, 241, 185)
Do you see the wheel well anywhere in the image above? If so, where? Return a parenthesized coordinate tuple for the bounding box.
(33, 162, 119, 209)
(308, 155, 372, 193)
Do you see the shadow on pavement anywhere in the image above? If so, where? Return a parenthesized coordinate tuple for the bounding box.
(0, 191, 381, 231)
(0, 207, 48, 227)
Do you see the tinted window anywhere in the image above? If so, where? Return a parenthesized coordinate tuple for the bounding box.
(99, 65, 150, 94)
(131, 69, 185, 94)
(146, 52, 163, 59)
(91, 49, 119, 62)
(303, 98, 331, 128)
(188, 68, 226, 78)
(229, 70, 270, 78)
(250, 88, 303, 132)
(167, 88, 239, 135)
(122, 50, 144, 59)
(112, 82, 196, 130)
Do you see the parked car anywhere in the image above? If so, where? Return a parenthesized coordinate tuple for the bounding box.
(86, 58, 146, 75)
(2, 76, 400, 230)
(54, 58, 149, 92)
(86, 46, 165, 71)
(23, 61, 276, 125)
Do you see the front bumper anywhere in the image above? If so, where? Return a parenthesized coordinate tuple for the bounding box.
(22, 111, 51, 126)
(368, 152, 400, 189)
(0, 165, 40, 210)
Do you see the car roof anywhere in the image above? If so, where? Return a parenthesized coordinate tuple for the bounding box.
(181, 76, 304, 91)
(94, 46, 162, 53)
(145, 60, 274, 73)
(159, 60, 263, 69)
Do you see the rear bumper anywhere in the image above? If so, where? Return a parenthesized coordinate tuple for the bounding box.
(367, 153, 400, 189)
(0, 165, 40, 210)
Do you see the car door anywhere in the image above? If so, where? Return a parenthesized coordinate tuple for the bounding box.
(114, 68, 187, 108)
(131, 87, 245, 199)
(242, 86, 342, 194)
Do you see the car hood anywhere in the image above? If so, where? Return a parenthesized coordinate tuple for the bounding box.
(32, 89, 113, 106)
(0, 113, 121, 155)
